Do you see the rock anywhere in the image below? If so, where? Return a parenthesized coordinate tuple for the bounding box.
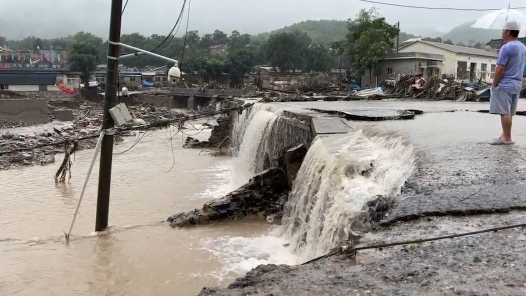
(9, 153, 25, 163)
(22, 153, 34, 161)
(3, 132, 14, 139)
(168, 143, 308, 227)
(283, 144, 308, 189)
(473, 257, 482, 263)
(79, 129, 89, 137)
(132, 118, 146, 126)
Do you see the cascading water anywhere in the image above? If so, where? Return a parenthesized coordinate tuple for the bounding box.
(280, 131, 415, 259)
(230, 104, 282, 188)
(219, 104, 415, 272)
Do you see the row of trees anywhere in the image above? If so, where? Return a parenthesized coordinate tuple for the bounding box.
(2, 9, 482, 86)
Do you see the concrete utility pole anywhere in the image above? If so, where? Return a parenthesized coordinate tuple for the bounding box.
(96, 0, 123, 231)
(396, 21, 400, 53)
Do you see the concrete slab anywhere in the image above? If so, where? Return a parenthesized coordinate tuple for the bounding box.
(50, 109, 74, 121)
(311, 117, 352, 135)
(0, 98, 48, 123)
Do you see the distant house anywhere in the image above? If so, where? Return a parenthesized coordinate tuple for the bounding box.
(361, 52, 445, 86)
(486, 38, 526, 53)
(248, 66, 304, 88)
(398, 40, 498, 82)
(209, 44, 227, 55)
(0, 61, 81, 91)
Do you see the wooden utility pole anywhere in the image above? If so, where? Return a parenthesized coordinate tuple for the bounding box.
(96, 0, 123, 231)
(396, 21, 400, 53)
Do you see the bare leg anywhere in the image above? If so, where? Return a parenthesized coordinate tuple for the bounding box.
(501, 114, 513, 143)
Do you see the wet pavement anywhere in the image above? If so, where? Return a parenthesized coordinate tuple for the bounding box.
(200, 220, 526, 296)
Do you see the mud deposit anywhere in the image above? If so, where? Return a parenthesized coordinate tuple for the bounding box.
(200, 226, 526, 296)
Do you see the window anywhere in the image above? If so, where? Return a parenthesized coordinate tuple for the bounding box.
(155, 76, 161, 82)
(96, 76, 106, 83)
(129, 77, 136, 82)
(163, 77, 168, 82)
(66, 78, 76, 85)
(481, 64, 487, 78)
(387, 68, 394, 75)
(490, 64, 496, 78)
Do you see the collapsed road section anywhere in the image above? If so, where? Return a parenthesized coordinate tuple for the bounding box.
(176, 99, 526, 296)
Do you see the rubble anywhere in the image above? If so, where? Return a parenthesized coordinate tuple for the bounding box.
(183, 116, 232, 154)
(167, 144, 308, 227)
(0, 98, 186, 171)
(382, 74, 486, 101)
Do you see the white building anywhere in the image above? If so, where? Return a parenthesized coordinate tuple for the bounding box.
(399, 40, 498, 83)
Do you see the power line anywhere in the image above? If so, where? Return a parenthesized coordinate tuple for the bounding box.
(302, 222, 526, 266)
(121, 0, 129, 15)
(357, 0, 526, 11)
(151, 0, 188, 53)
(180, 0, 192, 67)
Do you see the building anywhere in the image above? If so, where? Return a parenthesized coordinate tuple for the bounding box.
(398, 40, 498, 82)
(486, 38, 526, 53)
(209, 44, 227, 55)
(0, 61, 81, 91)
(361, 52, 445, 86)
(486, 38, 526, 77)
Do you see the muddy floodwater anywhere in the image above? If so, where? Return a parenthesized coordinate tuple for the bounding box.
(0, 124, 282, 296)
(4, 100, 526, 296)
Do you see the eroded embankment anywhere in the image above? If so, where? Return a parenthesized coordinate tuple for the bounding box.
(195, 109, 526, 296)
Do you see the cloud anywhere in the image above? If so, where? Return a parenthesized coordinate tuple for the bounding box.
(1, 0, 524, 39)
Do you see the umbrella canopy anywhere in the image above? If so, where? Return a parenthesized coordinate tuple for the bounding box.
(471, 8, 526, 33)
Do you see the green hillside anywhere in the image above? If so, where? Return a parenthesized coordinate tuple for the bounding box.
(256, 20, 349, 44)
(442, 21, 501, 44)
(256, 19, 419, 44)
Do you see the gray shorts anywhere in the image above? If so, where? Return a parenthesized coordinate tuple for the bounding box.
(489, 87, 519, 116)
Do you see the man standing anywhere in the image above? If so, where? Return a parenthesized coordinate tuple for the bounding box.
(490, 21, 526, 145)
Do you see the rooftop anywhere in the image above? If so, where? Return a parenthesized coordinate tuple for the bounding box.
(381, 52, 446, 61)
(400, 40, 498, 57)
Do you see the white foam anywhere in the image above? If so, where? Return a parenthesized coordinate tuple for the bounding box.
(193, 162, 234, 199)
(230, 104, 282, 188)
(202, 232, 301, 281)
(280, 132, 415, 259)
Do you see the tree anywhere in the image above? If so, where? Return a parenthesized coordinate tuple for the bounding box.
(304, 44, 334, 73)
(456, 42, 467, 47)
(265, 31, 311, 73)
(444, 39, 454, 45)
(422, 37, 442, 43)
(229, 30, 251, 51)
(212, 30, 229, 45)
(344, 8, 399, 78)
(69, 32, 104, 84)
(473, 42, 483, 49)
(226, 49, 256, 86)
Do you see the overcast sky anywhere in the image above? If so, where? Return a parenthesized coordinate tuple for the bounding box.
(1, 0, 525, 39)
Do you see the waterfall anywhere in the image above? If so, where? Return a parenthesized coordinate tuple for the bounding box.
(230, 104, 283, 188)
(280, 131, 415, 259)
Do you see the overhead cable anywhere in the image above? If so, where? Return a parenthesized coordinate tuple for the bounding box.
(180, 0, 192, 66)
(121, 0, 129, 15)
(357, 0, 526, 11)
(151, 0, 188, 53)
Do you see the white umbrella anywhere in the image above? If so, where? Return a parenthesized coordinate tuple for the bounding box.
(471, 6, 526, 35)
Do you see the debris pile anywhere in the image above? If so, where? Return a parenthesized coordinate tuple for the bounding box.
(168, 144, 308, 227)
(258, 90, 318, 103)
(297, 74, 343, 92)
(382, 75, 485, 101)
(0, 99, 185, 171)
(183, 116, 232, 154)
